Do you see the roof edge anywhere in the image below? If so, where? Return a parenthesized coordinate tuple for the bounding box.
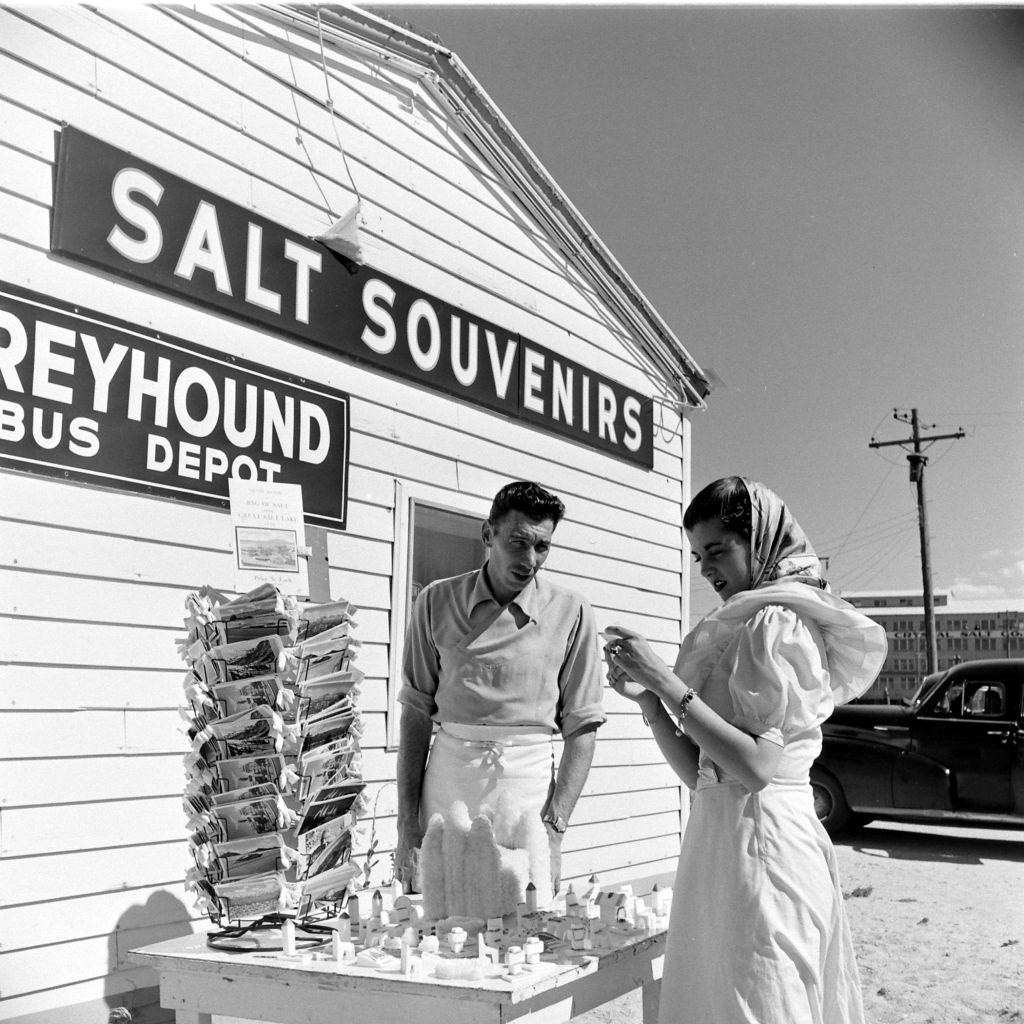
(279, 3, 709, 407)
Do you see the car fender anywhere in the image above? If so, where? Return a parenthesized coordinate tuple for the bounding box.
(815, 736, 896, 809)
(892, 749, 955, 811)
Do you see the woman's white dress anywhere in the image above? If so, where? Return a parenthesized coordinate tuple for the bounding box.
(658, 585, 885, 1024)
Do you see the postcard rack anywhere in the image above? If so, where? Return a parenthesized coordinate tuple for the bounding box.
(179, 583, 365, 931)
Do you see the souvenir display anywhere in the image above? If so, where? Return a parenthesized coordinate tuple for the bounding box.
(178, 584, 670, 985)
(179, 583, 365, 927)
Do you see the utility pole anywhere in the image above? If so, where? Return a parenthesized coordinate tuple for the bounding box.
(869, 409, 965, 674)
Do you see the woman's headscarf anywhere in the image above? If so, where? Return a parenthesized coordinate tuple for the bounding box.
(743, 478, 825, 590)
(678, 478, 887, 705)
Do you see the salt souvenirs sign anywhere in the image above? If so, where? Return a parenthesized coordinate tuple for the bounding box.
(51, 127, 655, 468)
(0, 282, 350, 528)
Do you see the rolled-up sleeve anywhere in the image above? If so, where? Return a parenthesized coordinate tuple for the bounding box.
(556, 598, 606, 737)
(398, 585, 441, 719)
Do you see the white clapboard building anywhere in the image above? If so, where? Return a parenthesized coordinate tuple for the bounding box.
(0, 5, 710, 1021)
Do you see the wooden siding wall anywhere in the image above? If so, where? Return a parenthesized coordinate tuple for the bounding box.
(0, 5, 690, 1020)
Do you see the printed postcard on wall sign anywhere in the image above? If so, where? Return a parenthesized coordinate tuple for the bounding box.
(229, 479, 309, 598)
(0, 281, 350, 528)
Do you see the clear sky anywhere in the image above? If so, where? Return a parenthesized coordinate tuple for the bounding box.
(371, 2, 1024, 617)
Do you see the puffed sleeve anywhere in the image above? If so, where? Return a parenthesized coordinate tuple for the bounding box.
(725, 605, 831, 746)
(397, 582, 441, 718)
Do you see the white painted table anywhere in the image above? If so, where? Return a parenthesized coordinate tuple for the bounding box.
(130, 928, 666, 1024)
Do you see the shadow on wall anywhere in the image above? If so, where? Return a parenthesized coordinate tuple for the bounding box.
(106, 890, 194, 1024)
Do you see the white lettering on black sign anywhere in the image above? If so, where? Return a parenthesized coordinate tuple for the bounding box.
(51, 126, 653, 467)
(0, 283, 349, 527)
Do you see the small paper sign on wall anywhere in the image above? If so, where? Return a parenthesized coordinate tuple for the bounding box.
(229, 479, 309, 598)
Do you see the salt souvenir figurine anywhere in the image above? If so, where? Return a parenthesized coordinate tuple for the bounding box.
(569, 920, 591, 951)
(564, 883, 580, 918)
(391, 877, 404, 903)
(418, 934, 440, 954)
(525, 881, 538, 914)
(332, 933, 355, 964)
(336, 912, 351, 942)
(347, 894, 361, 940)
(655, 885, 673, 916)
(477, 931, 499, 965)
(523, 935, 544, 964)
(372, 889, 384, 917)
(651, 883, 672, 916)
(599, 892, 617, 926)
(392, 895, 411, 924)
(615, 893, 631, 925)
(282, 918, 296, 957)
(505, 945, 525, 975)
(446, 926, 467, 954)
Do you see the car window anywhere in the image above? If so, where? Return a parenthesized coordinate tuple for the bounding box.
(931, 681, 965, 717)
(927, 679, 1010, 719)
(963, 682, 1006, 719)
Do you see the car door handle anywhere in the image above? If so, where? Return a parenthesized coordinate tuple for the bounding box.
(987, 729, 1016, 744)
(873, 725, 908, 733)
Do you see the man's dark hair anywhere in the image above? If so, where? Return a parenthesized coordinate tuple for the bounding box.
(683, 476, 751, 539)
(488, 480, 565, 527)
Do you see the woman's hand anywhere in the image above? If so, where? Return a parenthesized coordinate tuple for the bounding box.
(607, 667, 649, 704)
(603, 625, 675, 702)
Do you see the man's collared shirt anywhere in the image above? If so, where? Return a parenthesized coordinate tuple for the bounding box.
(398, 566, 605, 736)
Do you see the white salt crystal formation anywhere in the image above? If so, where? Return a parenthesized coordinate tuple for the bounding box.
(418, 793, 551, 921)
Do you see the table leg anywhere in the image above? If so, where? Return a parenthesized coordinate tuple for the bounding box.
(641, 978, 661, 1024)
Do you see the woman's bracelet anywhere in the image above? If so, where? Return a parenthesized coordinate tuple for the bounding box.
(672, 687, 696, 736)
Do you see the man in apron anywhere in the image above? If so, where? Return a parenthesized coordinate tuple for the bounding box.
(396, 481, 605, 895)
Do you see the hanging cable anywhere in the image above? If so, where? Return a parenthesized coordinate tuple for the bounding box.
(826, 464, 895, 565)
(316, 8, 361, 202)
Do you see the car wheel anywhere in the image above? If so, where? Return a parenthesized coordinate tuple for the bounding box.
(810, 767, 854, 837)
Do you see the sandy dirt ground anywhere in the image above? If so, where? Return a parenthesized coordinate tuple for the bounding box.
(576, 820, 1024, 1024)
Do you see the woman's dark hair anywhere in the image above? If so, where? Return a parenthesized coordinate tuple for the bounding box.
(488, 480, 565, 526)
(684, 476, 751, 539)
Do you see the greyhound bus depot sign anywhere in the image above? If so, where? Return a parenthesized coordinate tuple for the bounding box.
(49, 127, 654, 468)
(0, 281, 350, 528)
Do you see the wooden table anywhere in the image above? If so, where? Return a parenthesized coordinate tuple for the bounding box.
(130, 927, 666, 1024)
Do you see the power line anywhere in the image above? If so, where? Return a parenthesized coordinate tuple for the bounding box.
(816, 507, 916, 554)
(823, 514, 918, 563)
(835, 528, 917, 593)
(834, 529, 916, 592)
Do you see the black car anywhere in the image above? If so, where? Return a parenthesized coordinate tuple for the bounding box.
(811, 659, 1024, 836)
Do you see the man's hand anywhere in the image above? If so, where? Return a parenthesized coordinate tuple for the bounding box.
(394, 819, 425, 890)
(544, 822, 564, 896)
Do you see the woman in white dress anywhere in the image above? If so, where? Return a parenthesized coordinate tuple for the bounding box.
(605, 477, 886, 1024)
